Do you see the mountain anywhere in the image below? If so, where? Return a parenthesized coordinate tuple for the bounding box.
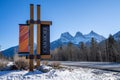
(60, 32, 73, 42)
(2, 46, 18, 58)
(1, 44, 37, 58)
(73, 32, 85, 44)
(50, 32, 73, 50)
(4, 30, 119, 57)
(113, 31, 120, 41)
(84, 31, 105, 43)
(51, 31, 106, 50)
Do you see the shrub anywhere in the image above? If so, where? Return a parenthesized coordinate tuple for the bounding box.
(50, 61, 61, 69)
(42, 61, 48, 66)
(14, 57, 29, 70)
(14, 54, 29, 70)
(10, 65, 18, 70)
(0, 60, 8, 70)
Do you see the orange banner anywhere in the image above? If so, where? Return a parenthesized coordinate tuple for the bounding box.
(19, 24, 29, 53)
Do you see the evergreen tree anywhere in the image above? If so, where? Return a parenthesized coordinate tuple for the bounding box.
(67, 42, 73, 61)
(90, 37, 99, 61)
(79, 42, 88, 61)
(106, 35, 119, 62)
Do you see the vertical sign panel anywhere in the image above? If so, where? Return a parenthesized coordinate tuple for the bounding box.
(41, 25, 50, 55)
(19, 24, 29, 53)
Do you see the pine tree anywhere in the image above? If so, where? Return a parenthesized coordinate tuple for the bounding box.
(90, 37, 99, 61)
(67, 42, 73, 61)
(79, 42, 88, 61)
(106, 35, 119, 62)
(0, 45, 4, 59)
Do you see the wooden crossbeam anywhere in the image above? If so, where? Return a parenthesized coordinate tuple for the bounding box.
(27, 20, 52, 25)
(26, 55, 51, 60)
(41, 55, 51, 59)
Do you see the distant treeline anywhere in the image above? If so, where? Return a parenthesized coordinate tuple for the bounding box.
(51, 35, 120, 62)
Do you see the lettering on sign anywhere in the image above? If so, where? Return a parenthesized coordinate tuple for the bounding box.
(41, 25, 50, 55)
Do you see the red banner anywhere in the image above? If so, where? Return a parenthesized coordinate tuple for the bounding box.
(19, 24, 29, 53)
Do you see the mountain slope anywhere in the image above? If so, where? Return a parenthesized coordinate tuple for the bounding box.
(51, 31, 106, 50)
(113, 31, 120, 41)
(2, 46, 18, 58)
(84, 31, 105, 43)
(73, 32, 86, 44)
(60, 32, 73, 42)
(2, 44, 37, 58)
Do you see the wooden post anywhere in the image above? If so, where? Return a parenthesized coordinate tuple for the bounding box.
(37, 5, 41, 67)
(29, 4, 34, 71)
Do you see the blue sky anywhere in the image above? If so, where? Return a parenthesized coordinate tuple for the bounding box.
(0, 0, 120, 50)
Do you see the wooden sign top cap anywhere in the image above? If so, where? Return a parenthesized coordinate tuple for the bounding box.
(30, 4, 34, 6)
(37, 5, 40, 6)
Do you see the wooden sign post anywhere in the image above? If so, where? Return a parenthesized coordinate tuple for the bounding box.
(19, 4, 52, 71)
(29, 4, 34, 71)
(37, 5, 41, 68)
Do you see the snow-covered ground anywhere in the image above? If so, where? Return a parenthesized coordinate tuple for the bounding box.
(48, 61, 120, 72)
(0, 65, 120, 80)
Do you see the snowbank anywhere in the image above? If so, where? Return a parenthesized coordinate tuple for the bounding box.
(0, 66, 120, 80)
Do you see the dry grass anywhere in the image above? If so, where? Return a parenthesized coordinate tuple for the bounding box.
(50, 61, 61, 69)
(42, 61, 48, 66)
(0, 59, 8, 70)
(14, 54, 29, 70)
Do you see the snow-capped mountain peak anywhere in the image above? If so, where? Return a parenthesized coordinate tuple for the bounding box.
(60, 32, 73, 42)
(53, 31, 106, 48)
(73, 32, 85, 44)
(74, 32, 84, 37)
(113, 31, 120, 41)
(60, 32, 73, 39)
(84, 31, 105, 42)
(88, 30, 99, 36)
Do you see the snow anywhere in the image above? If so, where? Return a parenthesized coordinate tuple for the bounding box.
(7, 62, 13, 67)
(84, 31, 105, 42)
(0, 65, 120, 80)
(113, 31, 120, 41)
(60, 32, 73, 42)
(53, 61, 120, 72)
(55, 31, 106, 45)
(73, 32, 86, 44)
